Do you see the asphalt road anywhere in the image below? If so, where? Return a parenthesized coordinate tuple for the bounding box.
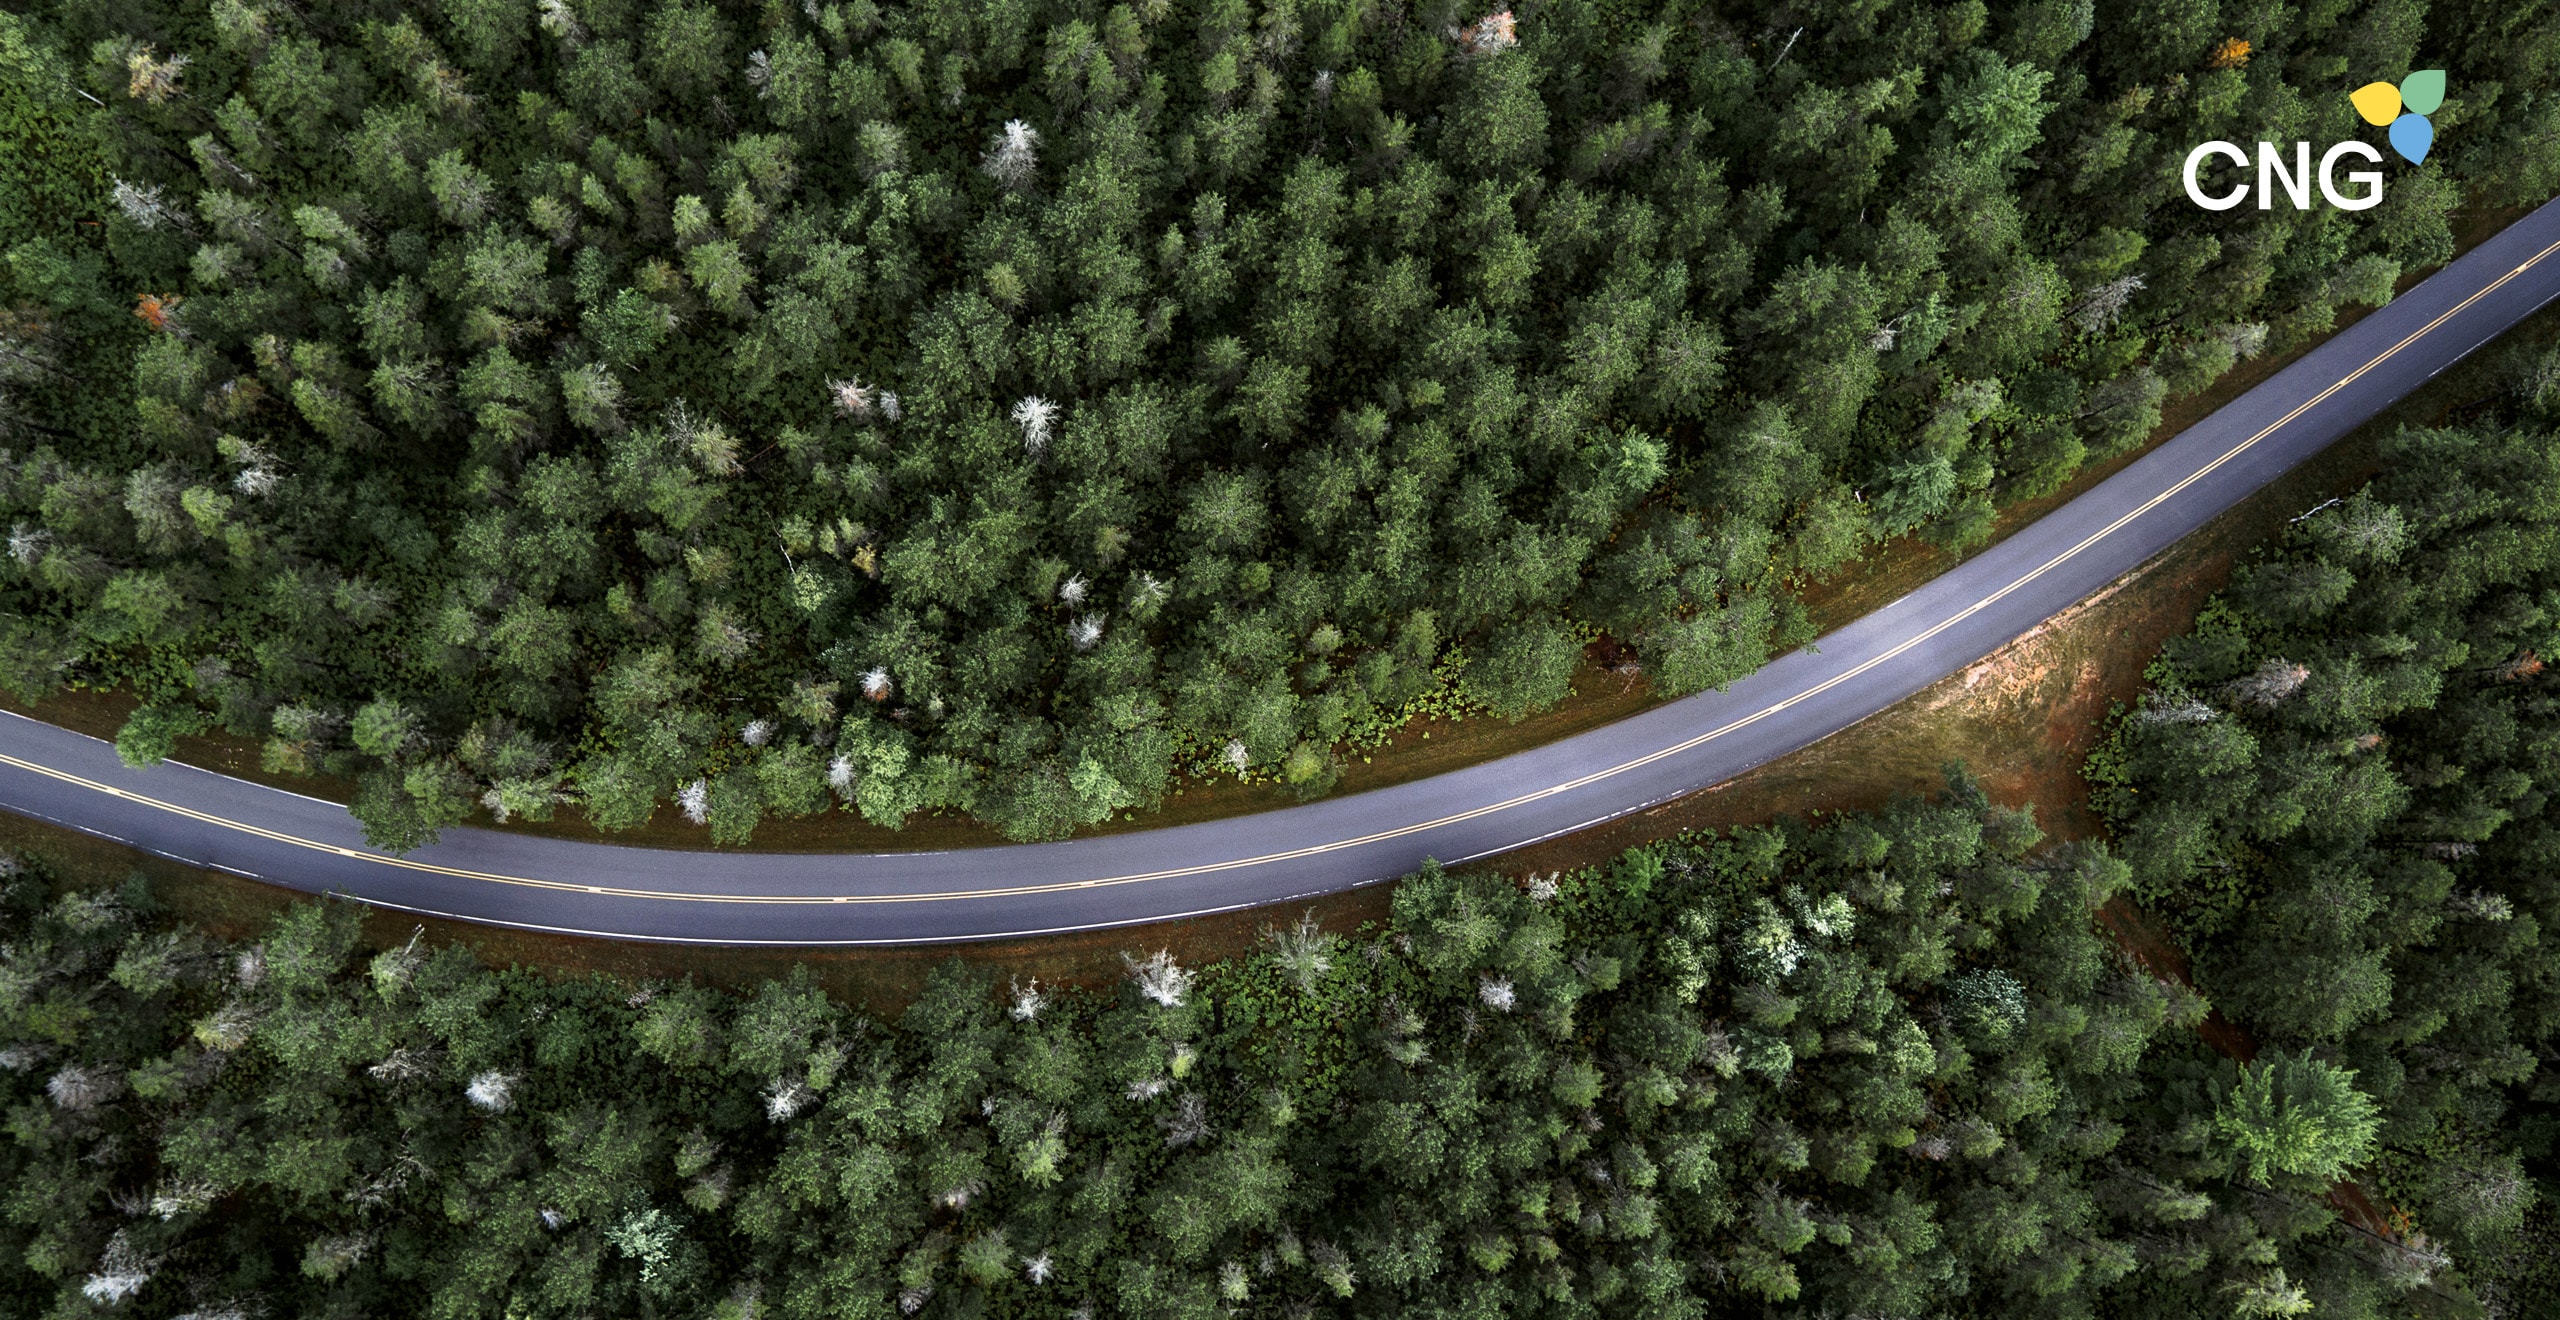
(6, 202, 2560, 946)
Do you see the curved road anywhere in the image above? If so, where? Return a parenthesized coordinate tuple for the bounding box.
(6, 203, 2560, 945)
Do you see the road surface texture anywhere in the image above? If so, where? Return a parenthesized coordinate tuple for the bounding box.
(6, 200, 2560, 945)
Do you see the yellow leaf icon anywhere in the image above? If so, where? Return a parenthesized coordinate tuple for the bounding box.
(2349, 81, 2403, 127)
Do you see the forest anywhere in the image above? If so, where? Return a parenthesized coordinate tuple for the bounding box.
(0, 781, 2437, 1320)
(22, 302, 2560, 1318)
(13, 0, 2560, 1312)
(2, 0, 2556, 843)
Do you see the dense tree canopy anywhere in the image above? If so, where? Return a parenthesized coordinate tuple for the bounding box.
(0, 766, 2473, 1319)
(1, 0, 2556, 843)
(2090, 336, 2560, 1312)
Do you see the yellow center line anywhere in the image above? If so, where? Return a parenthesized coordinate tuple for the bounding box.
(9, 236, 2560, 909)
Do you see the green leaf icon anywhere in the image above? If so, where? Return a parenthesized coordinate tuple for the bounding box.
(2398, 69, 2447, 116)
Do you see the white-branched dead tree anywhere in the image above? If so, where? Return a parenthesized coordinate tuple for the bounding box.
(829, 376, 875, 421)
(981, 120, 1041, 190)
(465, 1070, 516, 1112)
(1123, 949, 1193, 1008)
(1455, 10, 1517, 57)
(2224, 657, 2310, 709)
(112, 177, 187, 231)
(2071, 275, 2146, 334)
(1012, 395, 1057, 457)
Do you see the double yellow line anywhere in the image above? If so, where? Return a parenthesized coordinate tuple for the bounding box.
(5, 234, 2559, 911)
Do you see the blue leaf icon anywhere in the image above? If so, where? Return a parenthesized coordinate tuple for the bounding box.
(2389, 113, 2433, 165)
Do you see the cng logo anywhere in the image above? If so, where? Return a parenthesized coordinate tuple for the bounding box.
(2182, 70, 2446, 213)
